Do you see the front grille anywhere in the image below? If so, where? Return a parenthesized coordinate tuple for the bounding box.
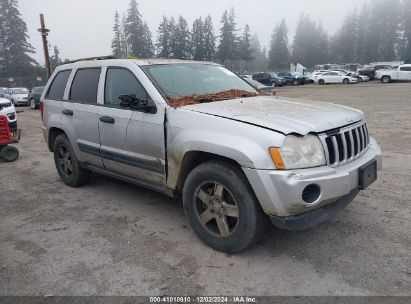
(0, 102, 12, 110)
(320, 122, 369, 167)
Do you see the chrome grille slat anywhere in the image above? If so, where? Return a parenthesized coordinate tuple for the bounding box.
(320, 121, 370, 167)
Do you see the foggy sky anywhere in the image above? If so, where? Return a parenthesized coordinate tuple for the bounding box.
(20, 0, 367, 64)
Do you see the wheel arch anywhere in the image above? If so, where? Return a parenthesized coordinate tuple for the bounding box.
(48, 127, 66, 152)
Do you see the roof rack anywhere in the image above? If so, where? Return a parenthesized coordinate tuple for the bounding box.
(68, 55, 117, 64)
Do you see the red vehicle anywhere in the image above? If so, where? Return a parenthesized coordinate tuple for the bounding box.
(0, 115, 20, 162)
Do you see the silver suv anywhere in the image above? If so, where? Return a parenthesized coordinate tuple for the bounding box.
(41, 58, 382, 253)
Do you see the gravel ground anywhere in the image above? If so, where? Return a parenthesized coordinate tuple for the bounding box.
(0, 82, 410, 296)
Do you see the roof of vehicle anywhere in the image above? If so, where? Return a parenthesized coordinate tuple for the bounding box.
(55, 58, 220, 71)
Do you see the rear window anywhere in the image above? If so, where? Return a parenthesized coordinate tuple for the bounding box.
(69, 68, 101, 104)
(46, 70, 71, 100)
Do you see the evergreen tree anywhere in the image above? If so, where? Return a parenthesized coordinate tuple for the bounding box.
(239, 24, 253, 62)
(124, 0, 153, 58)
(156, 16, 172, 58)
(216, 8, 239, 68)
(192, 17, 205, 60)
(402, 0, 411, 58)
(292, 14, 319, 67)
(112, 11, 127, 58)
(142, 22, 154, 58)
(203, 15, 216, 61)
(249, 33, 268, 72)
(172, 16, 191, 59)
(0, 0, 36, 81)
(334, 10, 358, 63)
(268, 19, 289, 70)
(50, 46, 62, 70)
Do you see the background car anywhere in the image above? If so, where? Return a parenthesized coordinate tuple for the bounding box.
(28, 86, 45, 109)
(315, 71, 358, 84)
(0, 87, 7, 98)
(252, 72, 285, 87)
(358, 65, 393, 80)
(0, 96, 17, 129)
(4, 87, 29, 106)
(242, 77, 276, 95)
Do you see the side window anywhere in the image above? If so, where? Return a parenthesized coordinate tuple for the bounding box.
(104, 68, 148, 107)
(400, 67, 411, 71)
(69, 68, 101, 104)
(46, 70, 71, 100)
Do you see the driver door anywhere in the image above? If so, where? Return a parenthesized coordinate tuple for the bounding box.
(98, 66, 166, 187)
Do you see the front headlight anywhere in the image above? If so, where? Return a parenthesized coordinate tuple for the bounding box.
(269, 134, 326, 169)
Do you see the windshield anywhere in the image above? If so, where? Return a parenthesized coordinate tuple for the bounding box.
(142, 63, 258, 107)
(12, 88, 28, 94)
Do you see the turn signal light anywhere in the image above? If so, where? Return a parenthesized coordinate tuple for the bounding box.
(269, 147, 285, 170)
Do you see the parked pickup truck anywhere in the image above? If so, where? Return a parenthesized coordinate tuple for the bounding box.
(375, 64, 411, 83)
(41, 58, 382, 253)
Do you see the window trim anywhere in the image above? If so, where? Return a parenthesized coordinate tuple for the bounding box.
(68, 67, 102, 104)
(45, 69, 72, 101)
(103, 66, 155, 112)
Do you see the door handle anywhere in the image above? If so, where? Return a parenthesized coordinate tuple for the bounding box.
(62, 109, 73, 116)
(99, 116, 115, 124)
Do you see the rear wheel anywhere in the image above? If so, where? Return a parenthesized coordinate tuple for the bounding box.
(271, 82, 276, 87)
(343, 78, 350, 84)
(381, 76, 391, 83)
(293, 79, 299, 85)
(0, 145, 19, 162)
(53, 134, 90, 187)
(183, 161, 268, 253)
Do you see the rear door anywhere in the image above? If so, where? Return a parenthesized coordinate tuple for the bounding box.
(98, 65, 165, 187)
(62, 68, 103, 168)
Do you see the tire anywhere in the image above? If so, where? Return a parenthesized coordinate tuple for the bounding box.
(381, 76, 391, 83)
(30, 99, 36, 109)
(319, 79, 325, 85)
(343, 78, 350, 84)
(11, 99, 15, 106)
(271, 82, 276, 88)
(183, 161, 268, 253)
(53, 134, 90, 187)
(0, 145, 19, 162)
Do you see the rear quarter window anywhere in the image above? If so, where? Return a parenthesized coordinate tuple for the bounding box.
(46, 70, 71, 100)
(69, 68, 101, 104)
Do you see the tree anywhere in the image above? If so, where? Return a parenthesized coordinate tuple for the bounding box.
(124, 0, 153, 58)
(0, 0, 36, 84)
(192, 17, 205, 60)
(141, 22, 154, 58)
(402, 0, 411, 59)
(249, 33, 268, 72)
(171, 16, 191, 59)
(203, 15, 216, 61)
(156, 16, 171, 58)
(239, 24, 254, 66)
(112, 11, 127, 58)
(268, 19, 289, 70)
(216, 8, 239, 69)
(50, 46, 62, 70)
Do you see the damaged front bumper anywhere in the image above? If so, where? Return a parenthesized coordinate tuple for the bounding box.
(243, 137, 382, 230)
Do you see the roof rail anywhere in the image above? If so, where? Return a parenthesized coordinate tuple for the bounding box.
(68, 55, 117, 64)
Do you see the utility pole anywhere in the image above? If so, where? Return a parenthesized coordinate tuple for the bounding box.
(38, 14, 52, 79)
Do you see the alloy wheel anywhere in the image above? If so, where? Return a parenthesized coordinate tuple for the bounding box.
(194, 181, 239, 237)
(57, 145, 73, 177)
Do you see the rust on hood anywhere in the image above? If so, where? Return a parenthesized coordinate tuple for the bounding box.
(166, 89, 264, 108)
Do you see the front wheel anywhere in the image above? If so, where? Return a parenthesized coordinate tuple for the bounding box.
(53, 134, 90, 187)
(381, 76, 391, 83)
(30, 99, 36, 109)
(343, 78, 350, 84)
(271, 82, 276, 87)
(319, 79, 325, 85)
(183, 161, 268, 253)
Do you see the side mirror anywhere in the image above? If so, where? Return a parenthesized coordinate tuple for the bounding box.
(119, 94, 157, 114)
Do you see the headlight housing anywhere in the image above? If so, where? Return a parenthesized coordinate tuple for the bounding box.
(269, 134, 326, 169)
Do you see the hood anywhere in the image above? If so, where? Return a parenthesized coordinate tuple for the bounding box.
(0, 97, 11, 105)
(13, 94, 28, 99)
(181, 96, 363, 135)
